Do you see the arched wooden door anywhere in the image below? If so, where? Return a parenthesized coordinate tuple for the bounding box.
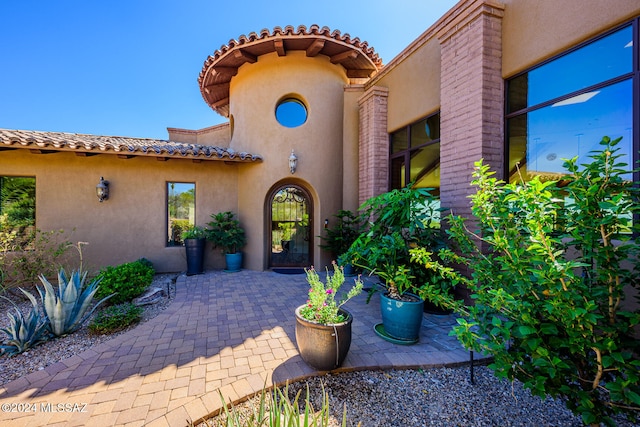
(267, 184, 312, 268)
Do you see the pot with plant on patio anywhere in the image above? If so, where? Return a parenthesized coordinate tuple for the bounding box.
(342, 184, 453, 344)
(182, 225, 207, 276)
(295, 261, 363, 371)
(206, 211, 247, 272)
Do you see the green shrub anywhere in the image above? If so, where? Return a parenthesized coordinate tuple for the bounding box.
(95, 259, 155, 305)
(414, 137, 640, 426)
(88, 303, 143, 335)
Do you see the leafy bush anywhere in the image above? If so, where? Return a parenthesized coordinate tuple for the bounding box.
(414, 137, 640, 426)
(36, 268, 112, 337)
(88, 302, 143, 335)
(0, 290, 48, 355)
(95, 259, 155, 305)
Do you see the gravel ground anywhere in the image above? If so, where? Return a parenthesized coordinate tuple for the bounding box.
(0, 273, 178, 386)
(202, 367, 637, 427)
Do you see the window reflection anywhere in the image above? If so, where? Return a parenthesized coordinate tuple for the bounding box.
(167, 182, 195, 246)
(506, 22, 635, 183)
(389, 113, 440, 193)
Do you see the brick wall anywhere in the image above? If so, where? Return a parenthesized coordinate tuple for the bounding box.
(357, 86, 389, 205)
(438, 1, 505, 218)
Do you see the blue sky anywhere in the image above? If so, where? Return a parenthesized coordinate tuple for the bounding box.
(1, 1, 458, 140)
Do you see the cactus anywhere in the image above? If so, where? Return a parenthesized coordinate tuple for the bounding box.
(0, 290, 48, 355)
(37, 269, 113, 337)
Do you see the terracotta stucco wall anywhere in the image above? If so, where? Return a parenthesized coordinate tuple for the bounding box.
(229, 51, 350, 270)
(502, 0, 640, 77)
(0, 150, 239, 273)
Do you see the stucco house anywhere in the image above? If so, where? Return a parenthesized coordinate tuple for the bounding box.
(1, 0, 638, 273)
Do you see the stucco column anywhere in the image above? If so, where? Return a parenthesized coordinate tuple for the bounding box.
(437, 0, 505, 218)
(357, 86, 389, 205)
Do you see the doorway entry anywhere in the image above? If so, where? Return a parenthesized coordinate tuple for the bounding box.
(268, 184, 312, 269)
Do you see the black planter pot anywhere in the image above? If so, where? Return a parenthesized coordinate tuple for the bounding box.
(295, 306, 353, 371)
(184, 238, 205, 275)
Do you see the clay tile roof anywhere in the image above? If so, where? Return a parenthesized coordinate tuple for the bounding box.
(199, 24, 383, 117)
(0, 129, 262, 162)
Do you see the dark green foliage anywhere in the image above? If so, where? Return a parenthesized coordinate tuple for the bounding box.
(414, 137, 640, 426)
(206, 211, 246, 254)
(95, 259, 155, 305)
(88, 303, 143, 335)
(341, 185, 445, 300)
(319, 210, 363, 259)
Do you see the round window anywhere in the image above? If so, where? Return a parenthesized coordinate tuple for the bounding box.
(275, 98, 307, 128)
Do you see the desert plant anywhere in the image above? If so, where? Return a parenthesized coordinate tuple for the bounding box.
(88, 302, 143, 335)
(206, 211, 247, 254)
(37, 268, 113, 337)
(414, 137, 640, 426)
(95, 259, 155, 305)
(0, 290, 48, 355)
(201, 382, 351, 427)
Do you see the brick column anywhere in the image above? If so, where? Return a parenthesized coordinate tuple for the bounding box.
(438, 0, 505, 218)
(358, 86, 389, 205)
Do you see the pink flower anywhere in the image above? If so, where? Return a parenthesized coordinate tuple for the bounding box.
(326, 289, 333, 295)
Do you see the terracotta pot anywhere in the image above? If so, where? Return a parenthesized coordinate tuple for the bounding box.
(294, 306, 352, 371)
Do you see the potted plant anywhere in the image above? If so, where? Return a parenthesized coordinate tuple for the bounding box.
(319, 209, 363, 275)
(206, 211, 246, 272)
(181, 225, 207, 276)
(342, 185, 451, 343)
(295, 261, 363, 371)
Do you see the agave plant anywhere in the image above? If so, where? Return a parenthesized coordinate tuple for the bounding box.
(37, 268, 113, 337)
(0, 290, 48, 355)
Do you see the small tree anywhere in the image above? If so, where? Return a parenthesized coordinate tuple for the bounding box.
(413, 137, 640, 426)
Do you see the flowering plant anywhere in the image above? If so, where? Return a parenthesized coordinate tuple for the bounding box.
(299, 261, 363, 324)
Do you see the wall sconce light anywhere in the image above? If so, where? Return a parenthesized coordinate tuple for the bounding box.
(324, 219, 329, 229)
(96, 177, 109, 202)
(288, 149, 298, 174)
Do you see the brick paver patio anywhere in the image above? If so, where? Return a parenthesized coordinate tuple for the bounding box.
(0, 270, 474, 426)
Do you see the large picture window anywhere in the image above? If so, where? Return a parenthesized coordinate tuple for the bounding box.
(389, 112, 440, 193)
(167, 182, 195, 246)
(506, 21, 637, 182)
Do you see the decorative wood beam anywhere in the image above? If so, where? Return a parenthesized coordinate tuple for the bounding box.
(204, 82, 230, 94)
(330, 50, 358, 64)
(347, 69, 374, 78)
(156, 157, 168, 162)
(306, 39, 325, 57)
(211, 97, 230, 109)
(75, 152, 99, 157)
(0, 147, 17, 151)
(213, 67, 238, 77)
(234, 49, 257, 64)
(192, 159, 202, 164)
(274, 38, 286, 56)
(117, 154, 135, 159)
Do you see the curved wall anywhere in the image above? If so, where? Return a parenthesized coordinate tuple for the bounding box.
(229, 51, 350, 270)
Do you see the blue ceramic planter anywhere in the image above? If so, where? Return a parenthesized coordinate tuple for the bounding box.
(225, 252, 243, 272)
(380, 292, 424, 342)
